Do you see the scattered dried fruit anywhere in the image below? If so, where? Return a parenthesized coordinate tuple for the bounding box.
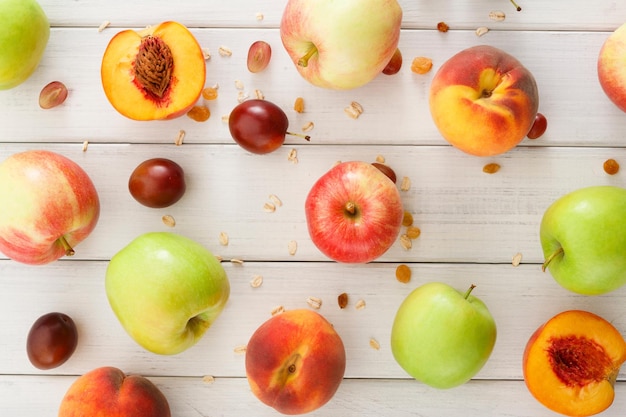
(82, 140, 89, 152)
(233, 345, 247, 354)
(287, 148, 299, 164)
(98, 21, 110, 32)
(263, 202, 276, 213)
(234, 79, 244, 90)
(202, 375, 215, 384)
(337, 293, 348, 309)
(230, 258, 244, 265)
(302, 121, 314, 132)
(476, 27, 490, 37)
(288, 240, 298, 255)
(400, 176, 411, 191)
(219, 232, 229, 246)
(250, 274, 264, 288)
(489, 10, 506, 21)
(355, 299, 366, 310)
(369, 338, 381, 350)
(395, 264, 412, 283)
(400, 234, 412, 250)
(202, 87, 218, 100)
(254, 89, 264, 100)
(512, 252, 523, 266)
(482, 163, 501, 174)
(202, 48, 211, 60)
(175, 130, 185, 146)
(406, 226, 421, 239)
(344, 101, 364, 119)
(218, 46, 232, 57)
(187, 105, 211, 122)
(247, 40, 272, 73)
(306, 296, 322, 310)
(269, 194, 283, 207)
(402, 211, 414, 227)
(293, 97, 305, 113)
(271, 305, 285, 316)
(604, 159, 620, 175)
(437, 22, 449, 32)
(39, 81, 68, 109)
(162, 215, 176, 227)
(411, 57, 433, 74)
(255, 12, 264, 21)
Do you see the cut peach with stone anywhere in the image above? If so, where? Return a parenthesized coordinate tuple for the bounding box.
(523, 310, 626, 417)
(101, 21, 206, 121)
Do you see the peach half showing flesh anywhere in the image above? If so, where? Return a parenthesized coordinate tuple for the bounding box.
(523, 310, 626, 417)
(101, 21, 206, 121)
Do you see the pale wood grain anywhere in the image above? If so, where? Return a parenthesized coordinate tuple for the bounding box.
(2, 1, 626, 416)
(1, 28, 625, 146)
(36, 0, 626, 32)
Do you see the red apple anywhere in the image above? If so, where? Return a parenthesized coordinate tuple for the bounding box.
(245, 309, 346, 415)
(305, 161, 404, 263)
(429, 45, 539, 156)
(58, 366, 171, 417)
(0, 150, 100, 264)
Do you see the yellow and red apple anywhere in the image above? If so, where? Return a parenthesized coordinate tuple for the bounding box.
(429, 45, 539, 156)
(245, 309, 346, 415)
(598, 23, 626, 113)
(280, 0, 402, 89)
(0, 150, 100, 264)
(58, 366, 171, 417)
(523, 310, 626, 417)
(101, 21, 206, 121)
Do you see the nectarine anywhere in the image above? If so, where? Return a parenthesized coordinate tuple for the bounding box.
(101, 21, 205, 121)
(523, 310, 626, 417)
(245, 309, 346, 415)
(429, 45, 539, 156)
(58, 366, 171, 417)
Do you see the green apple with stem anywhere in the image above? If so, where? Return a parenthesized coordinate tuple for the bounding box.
(280, 0, 402, 89)
(105, 232, 230, 355)
(540, 185, 626, 295)
(0, 0, 49, 90)
(391, 282, 497, 389)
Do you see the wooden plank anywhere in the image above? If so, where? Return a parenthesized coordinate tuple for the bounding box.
(37, 0, 626, 32)
(0, 143, 623, 263)
(1, 28, 625, 146)
(3, 260, 626, 381)
(3, 375, 626, 417)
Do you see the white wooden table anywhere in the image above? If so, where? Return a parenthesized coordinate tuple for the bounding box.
(2, 1, 626, 416)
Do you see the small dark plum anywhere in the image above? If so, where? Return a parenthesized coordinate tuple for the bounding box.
(27, 312, 78, 370)
(228, 99, 309, 154)
(128, 158, 186, 208)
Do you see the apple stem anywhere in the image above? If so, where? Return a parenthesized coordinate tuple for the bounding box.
(463, 284, 477, 300)
(510, 0, 522, 11)
(286, 131, 311, 141)
(59, 236, 75, 257)
(297, 45, 318, 68)
(345, 201, 357, 215)
(542, 247, 564, 272)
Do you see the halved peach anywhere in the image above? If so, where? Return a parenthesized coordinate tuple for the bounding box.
(523, 310, 626, 417)
(101, 21, 206, 121)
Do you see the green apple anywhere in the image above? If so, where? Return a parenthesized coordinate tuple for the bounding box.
(390, 282, 497, 389)
(0, 0, 50, 90)
(540, 185, 626, 295)
(105, 232, 230, 355)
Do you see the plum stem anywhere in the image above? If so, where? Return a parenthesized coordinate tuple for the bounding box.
(510, 0, 522, 11)
(542, 247, 564, 272)
(297, 45, 318, 68)
(286, 131, 311, 141)
(463, 284, 477, 300)
(59, 236, 75, 257)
